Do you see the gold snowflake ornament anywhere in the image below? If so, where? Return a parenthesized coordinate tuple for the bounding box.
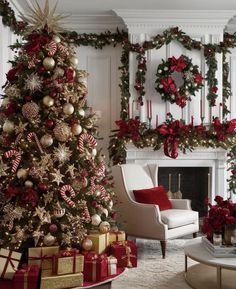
(20, 0, 66, 33)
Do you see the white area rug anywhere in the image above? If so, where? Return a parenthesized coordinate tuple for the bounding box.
(111, 239, 195, 289)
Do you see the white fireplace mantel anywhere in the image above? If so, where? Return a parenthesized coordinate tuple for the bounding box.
(126, 144, 229, 202)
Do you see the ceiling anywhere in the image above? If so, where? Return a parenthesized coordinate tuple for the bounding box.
(14, 0, 236, 15)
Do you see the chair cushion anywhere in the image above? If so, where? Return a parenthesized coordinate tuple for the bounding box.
(133, 186, 172, 211)
(160, 209, 198, 229)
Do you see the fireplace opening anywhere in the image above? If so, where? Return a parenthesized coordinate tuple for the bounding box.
(158, 167, 209, 217)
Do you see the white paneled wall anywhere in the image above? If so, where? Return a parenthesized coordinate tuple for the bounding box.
(77, 46, 122, 159)
(0, 19, 18, 97)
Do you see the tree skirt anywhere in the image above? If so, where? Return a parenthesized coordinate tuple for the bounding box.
(111, 239, 195, 289)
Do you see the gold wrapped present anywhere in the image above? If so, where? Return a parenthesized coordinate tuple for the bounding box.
(107, 255, 117, 275)
(0, 248, 22, 279)
(40, 272, 83, 289)
(87, 232, 109, 254)
(56, 249, 84, 275)
(28, 246, 59, 272)
(109, 231, 126, 244)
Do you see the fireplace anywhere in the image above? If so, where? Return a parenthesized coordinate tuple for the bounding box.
(125, 145, 229, 208)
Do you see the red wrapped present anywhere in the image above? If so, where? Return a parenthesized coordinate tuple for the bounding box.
(13, 264, 40, 289)
(55, 248, 84, 275)
(83, 252, 108, 282)
(110, 240, 137, 268)
(0, 248, 22, 279)
(0, 279, 13, 289)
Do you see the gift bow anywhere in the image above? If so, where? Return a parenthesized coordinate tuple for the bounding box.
(121, 245, 136, 268)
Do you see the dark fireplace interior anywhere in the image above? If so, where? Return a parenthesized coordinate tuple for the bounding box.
(158, 167, 209, 217)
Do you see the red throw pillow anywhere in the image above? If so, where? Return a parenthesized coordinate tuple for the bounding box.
(133, 186, 172, 211)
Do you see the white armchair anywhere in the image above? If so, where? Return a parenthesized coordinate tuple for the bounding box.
(112, 163, 199, 258)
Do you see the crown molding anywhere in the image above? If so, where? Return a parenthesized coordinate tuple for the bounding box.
(113, 9, 236, 33)
(63, 13, 125, 33)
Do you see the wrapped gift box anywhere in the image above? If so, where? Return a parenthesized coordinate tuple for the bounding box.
(56, 249, 84, 275)
(110, 240, 137, 268)
(13, 264, 40, 289)
(109, 231, 126, 244)
(28, 246, 59, 272)
(40, 272, 83, 289)
(87, 232, 109, 254)
(107, 256, 117, 275)
(0, 248, 22, 279)
(0, 279, 13, 289)
(83, 252, 108, 282)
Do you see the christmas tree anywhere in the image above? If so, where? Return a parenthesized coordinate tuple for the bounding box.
(0, 1, 116, 254)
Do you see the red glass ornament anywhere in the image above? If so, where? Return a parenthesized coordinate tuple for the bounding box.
(49, 224, 58, 233)
(46, 119, 55, 129)
(49, 91, 57, 98)
(38, 183, 48, 191)
(92, 200, 98, 208)
(24, 95, 32, 102)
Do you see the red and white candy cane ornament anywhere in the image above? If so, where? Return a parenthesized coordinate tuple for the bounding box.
(4, 150, 22, 173)
(90, 176, 107, 201)
(60, 185, 76, 208)
(27, 132, 44, 154)
(57, 43, 68, 55)
(47, 40, 57, 56)
(78, 133, 97, 154)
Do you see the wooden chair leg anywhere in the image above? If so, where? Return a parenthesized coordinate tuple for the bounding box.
(160, 240, 166, 259)
(193, 232, 197, 238)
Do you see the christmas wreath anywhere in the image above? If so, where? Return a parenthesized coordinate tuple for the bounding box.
(155, 55, 203, 107)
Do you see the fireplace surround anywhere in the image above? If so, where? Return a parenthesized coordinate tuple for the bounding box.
(125, 144, 229, 203)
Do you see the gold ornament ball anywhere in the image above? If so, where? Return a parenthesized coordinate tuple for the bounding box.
(3, 120, 15, 133)
(25, 180, 33, 187)
(43, 57, 55, 70)
(78, 109, 85, 117)
(53, 208, 66, 218)
(108, 200, 113, 209)
(70, 56, 79, 67)
(17, 168, 28, 179)
(91, 148, 97, 157)
(82, 238, 93, 251)
(43, 233, 56, 246)
(91, 214, 101, 226)
(40, 134, 53, 147)
(52, 35, 61, 43)
(71, 124, 82, 135)
(1, 97, 10, 107)
(99, 221, 110, 233)
(101, 208, 108, 218)
(53, 123, 71, 142)
(63, 103, 74, 115)
(43, 95, 54, 107)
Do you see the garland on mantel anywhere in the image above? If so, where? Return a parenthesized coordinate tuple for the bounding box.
(0, 0, 236, 194)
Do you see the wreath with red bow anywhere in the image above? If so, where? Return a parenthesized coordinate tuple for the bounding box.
(155, 55, 203, 107)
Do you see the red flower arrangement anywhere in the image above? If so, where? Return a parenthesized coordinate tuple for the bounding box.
(202, 196, 236, 240)
(155, 55, 203, 107)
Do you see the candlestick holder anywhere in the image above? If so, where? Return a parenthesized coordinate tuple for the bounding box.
(200, 117, 205, 124)
(147, 117, 152, 129)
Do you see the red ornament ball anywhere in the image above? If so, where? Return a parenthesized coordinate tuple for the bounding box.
(38, 183, 48, 191)
(92, 200, 98, 208)
(49, 91, 57, 98)
(46, 119, 55, 129)
(24, 96, 32, 102)
(49, 224, 58, 233)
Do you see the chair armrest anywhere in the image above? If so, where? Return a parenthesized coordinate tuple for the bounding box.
(170, 199, 192, 210)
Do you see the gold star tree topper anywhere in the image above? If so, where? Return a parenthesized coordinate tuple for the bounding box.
(20, 0, 66, 33)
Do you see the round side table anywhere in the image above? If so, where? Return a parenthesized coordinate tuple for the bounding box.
(184, 238, 236, 289)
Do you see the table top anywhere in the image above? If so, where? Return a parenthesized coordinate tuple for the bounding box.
(184, 238, 236, 269)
